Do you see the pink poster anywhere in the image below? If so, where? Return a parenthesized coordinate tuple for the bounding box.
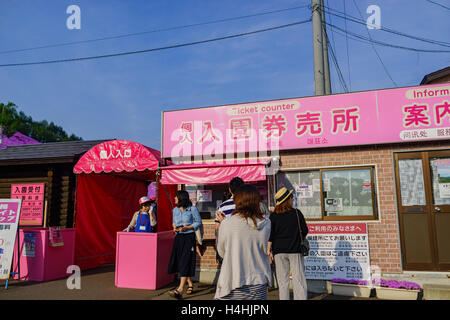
(10, 183, 45, 226)
(162, 83, 450, 159)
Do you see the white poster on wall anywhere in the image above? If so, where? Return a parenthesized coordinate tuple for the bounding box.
(325, 198, 343, 212)
(323, 179, 331, 192)
(437, 159, 450, 198)
(197, 190, 212, 202)
(312, 179, 321, 192)
(296, 185, 313, 198)
(304, 223, 371, 281)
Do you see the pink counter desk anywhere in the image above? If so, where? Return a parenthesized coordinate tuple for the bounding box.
(115, 230, 175, 290)
(12, 228, 75, 281)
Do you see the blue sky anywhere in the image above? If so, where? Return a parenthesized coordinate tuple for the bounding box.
(0, 0, 449, 150)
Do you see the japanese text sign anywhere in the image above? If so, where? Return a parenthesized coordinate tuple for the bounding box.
(162, 84, 450, 158)
(11, 183, 45, 226)
(304, 223, 371, 281)
(0, 199, 22, 280)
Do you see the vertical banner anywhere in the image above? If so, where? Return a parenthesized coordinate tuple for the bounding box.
(0, 199, 22, 280)
(304, 223, 371, 280)
(10, 183, 45, 226)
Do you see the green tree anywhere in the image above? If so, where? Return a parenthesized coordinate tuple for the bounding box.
(0, 102, 82, 142)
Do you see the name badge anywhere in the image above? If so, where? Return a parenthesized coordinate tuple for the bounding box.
(139, 226, 146, 231)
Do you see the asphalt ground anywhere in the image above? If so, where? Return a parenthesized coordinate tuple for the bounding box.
(0, 264, 377, 301)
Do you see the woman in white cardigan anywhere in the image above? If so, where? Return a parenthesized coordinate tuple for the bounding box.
(214, 184, 272, 300)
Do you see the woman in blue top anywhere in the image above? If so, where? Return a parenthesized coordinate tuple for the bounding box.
(168, 190, 202, 299)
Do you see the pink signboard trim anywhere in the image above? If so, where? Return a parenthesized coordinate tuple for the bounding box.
(162, 83, 450, 158)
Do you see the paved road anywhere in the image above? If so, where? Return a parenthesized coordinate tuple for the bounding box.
(0, 264, 376, 300)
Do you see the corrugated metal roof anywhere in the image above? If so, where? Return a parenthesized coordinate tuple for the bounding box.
(0, 139, 111, 163)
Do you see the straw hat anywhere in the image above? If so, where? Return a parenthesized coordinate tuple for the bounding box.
(275, 187, 293, 206)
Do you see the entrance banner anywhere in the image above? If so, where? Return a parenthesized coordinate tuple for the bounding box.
(162, 83, 450, 158)
(0, 199, 22, 280)
(304, 223, 371, 281)
(11, 183, 45, 226)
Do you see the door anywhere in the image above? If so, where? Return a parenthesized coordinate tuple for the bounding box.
(394, 150, 450, 271)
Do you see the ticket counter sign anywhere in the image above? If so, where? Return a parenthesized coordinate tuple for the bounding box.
(11, 183, 45, 226)
(304, 223, 370, 281)
(0, 199, 22, 280)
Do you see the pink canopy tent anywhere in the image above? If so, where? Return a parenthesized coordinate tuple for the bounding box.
(160, 158, 270, 185)
(73, 140, 176, 270)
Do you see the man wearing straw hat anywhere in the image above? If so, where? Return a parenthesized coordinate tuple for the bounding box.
(267, 187, 309, 300)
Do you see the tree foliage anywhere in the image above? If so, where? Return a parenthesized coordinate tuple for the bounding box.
(0, 102, 82, 142)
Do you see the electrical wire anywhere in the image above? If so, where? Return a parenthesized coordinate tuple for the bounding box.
(0, 5, 310, 55)
(325, 21, 450, 53)
(343, 0, 352, 90)
(351, 0, 398, 87)
(0, 19, 312, 67)
(321, 23, 349, 93)
(424, 0, 450, 11)
(322, 4, 450, 48)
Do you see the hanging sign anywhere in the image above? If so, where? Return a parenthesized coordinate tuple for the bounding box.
(0, 199, 22, 280)
(304, 223, 371, 281)
(10, 183, 45, 226)
(49, 227, 64, 247)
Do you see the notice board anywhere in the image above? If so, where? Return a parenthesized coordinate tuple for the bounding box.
(10, 183, 45, 226)
(304, 223, 371, 281)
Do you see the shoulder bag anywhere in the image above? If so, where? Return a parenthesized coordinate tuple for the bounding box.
(295, 209, 310, 256)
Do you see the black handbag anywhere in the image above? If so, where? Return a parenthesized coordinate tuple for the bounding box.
(295, 209, 310, 256)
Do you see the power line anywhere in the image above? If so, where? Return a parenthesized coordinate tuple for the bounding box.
(351, 0, 398, 87)
(0, 5, 310, 55)
(0, 19, 312, 67)
(343, 0, 352, 91)
(326, 0, 338, 60)
(320, 14, 349, 92)
(325, 21, 450, 53)
(424, 0, 450, 11)
(323, 5, 450, 48)
(326, 32, 349, 93)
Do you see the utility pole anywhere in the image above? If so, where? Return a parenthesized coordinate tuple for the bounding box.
(312, 0, 325, 95)
(320, 0, 332, 95)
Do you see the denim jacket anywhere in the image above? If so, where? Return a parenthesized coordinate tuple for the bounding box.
(172, 206, 202, 234)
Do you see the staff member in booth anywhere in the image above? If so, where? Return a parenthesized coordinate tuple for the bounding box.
(124, 196, 157, 233)
(168, 190, 202, 299)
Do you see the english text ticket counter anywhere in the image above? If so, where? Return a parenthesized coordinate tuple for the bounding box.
(73, 140, 177, 289)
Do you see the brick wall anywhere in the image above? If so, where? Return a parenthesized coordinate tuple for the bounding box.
(280, 141, 450, 274)
(196, 140, 450, 274)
